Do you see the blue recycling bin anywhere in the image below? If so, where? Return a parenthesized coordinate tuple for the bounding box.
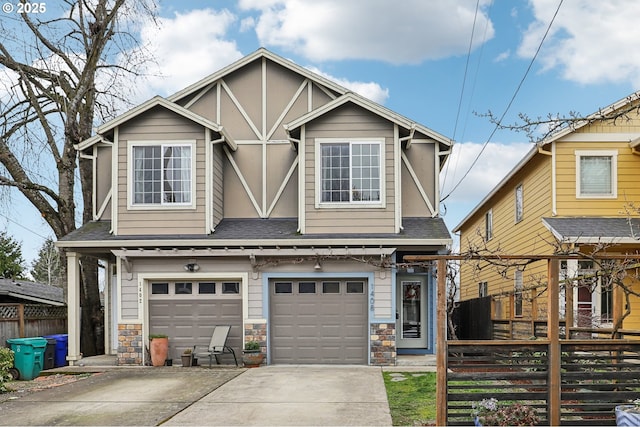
(42, 334, 68, 367)
(6, 337, 47, 380)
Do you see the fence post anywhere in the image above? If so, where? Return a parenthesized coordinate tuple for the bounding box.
(548, 258, 560, 425)
(436, 258, 447, 427)
(18, 303, 25, 337)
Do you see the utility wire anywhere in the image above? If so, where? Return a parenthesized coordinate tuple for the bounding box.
(0, 210, 50, 240)
(441, 0, 564, 202)
(442, 0, 481, 191)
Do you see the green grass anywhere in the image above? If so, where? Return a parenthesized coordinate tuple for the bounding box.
(383, 372, 437, 426)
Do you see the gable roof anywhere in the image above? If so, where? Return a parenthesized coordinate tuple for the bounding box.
(453, 91, 640, 232)
(167, 47, 349, 103)
(0, 278, 65, 306)
(77, 96, 237, 151)
(542, 217, 640, 244)
(283, 92, 453, 150)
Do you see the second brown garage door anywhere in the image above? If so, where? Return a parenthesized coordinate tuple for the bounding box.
(269, 279, 368, 364)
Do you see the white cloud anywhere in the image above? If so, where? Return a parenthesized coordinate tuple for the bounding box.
(440, 140, 532, 212)
(305, 66, 389, 104)
(238, 0, 494, 64)
(137, 9, 244, 99)
(519, 0, 640, 86)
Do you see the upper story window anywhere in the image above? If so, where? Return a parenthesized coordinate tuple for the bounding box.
(317, 139, 383, 206)
(515, 184, 523, 223)
(485, 209, 493, 241)
(514, 270, 523, 318)
(575, 150, 617, 198)
(130, 141, 195, 208)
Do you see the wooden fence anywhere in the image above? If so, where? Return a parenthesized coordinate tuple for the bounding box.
(446, 340, 640, 426)
(0, 303, 67, 344)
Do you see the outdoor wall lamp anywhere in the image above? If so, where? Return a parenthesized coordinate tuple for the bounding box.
(184, 262, 200, 272)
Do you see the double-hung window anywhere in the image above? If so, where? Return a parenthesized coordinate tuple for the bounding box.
(318, 139, 383, 205)
(130, 141, 194, 207)
(576, 150, 617, 198)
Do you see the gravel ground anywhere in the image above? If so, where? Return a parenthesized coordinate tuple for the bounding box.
(0, 372, 97, 403)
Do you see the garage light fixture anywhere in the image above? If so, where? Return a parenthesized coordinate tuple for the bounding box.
(184, 262, 200, 272)
(314, 259, 322, 271)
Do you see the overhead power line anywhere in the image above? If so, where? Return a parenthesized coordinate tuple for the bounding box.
(441, 0, 564, 202)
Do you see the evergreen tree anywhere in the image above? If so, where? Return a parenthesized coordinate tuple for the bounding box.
(31, 238, 62, 287)
(0, 232, 24, 279)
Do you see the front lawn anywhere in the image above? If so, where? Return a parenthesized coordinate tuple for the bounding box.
(383, 371, 437, 426)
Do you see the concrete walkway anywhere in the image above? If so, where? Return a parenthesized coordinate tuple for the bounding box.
(165, 365, 392, 426)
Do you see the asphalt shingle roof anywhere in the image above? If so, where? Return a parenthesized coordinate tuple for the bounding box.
(0, 279, 64, 305)
(542, 217, 640, 242)
(59, 217, 451, 244)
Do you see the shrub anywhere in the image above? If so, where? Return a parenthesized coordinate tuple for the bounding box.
(473, 398, 541, 426)
(244, 341, 260, 351)
(0, 347, 15, 393)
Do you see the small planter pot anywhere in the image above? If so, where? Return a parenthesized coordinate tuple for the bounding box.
(615, 405, 640, 426)
(242, 351, 265, 368)
(181, 354, 192, 367)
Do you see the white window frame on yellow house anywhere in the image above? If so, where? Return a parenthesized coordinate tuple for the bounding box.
(514, 270, 523, 318)
(515, 184, 523, 223)
(485, 209, 493, 241)
(575, 150, 618, 199)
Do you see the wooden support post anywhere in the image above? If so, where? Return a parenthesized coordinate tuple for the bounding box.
(548, 258, 560, 426)
(436, 259, 447, 427)
(18, 303, 25, 337)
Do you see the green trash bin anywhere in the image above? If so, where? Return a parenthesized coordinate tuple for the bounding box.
(6, 337, 48, 380)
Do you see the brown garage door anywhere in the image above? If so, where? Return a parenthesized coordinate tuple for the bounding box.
(148, 280, 242, 363)
(270, 279, 368, 364)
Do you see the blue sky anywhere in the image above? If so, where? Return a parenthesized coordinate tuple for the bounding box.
(3, 0, 640, 266)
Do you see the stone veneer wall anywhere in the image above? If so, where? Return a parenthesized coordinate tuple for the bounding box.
(117, 324, 143, 365)
(370, 323, 395, 365)
(244, 322, 267, 350)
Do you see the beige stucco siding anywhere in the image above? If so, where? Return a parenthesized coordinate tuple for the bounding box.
(303, 104, 396, 234)
(95, 145, 112, 220)
(116, 107, 208, 235)
(402, 143, 437, 216)
(212, 143, 224, 227)
(555, 141, 640, 215)
(265, 144, 298, 217)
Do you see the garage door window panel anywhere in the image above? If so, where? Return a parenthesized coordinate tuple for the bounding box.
(175, 282, 192, 294)
(347, 281, 364, 294)
(299, 282, 316, 294)
(222, 282, 240, 294)
(323, 282, 340, 294)
(274, 282, 293, 294)
(151, 283, 169, 295)
(198, 282, 216, 294)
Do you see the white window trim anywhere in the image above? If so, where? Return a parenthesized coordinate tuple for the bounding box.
(514, 270, 523, 318)
(485, 209, 493, 241)
(127, 140, 197, 210)
(575, 150, 618, 199)
(515, 184, 523, 223)
(314, 138, 386, 209)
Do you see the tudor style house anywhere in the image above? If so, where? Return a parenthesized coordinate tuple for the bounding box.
(57, 48, 453, 366)
(453, 92, 640, 337)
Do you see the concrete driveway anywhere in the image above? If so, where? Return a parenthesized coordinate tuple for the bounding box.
(0, 366, 392, 426)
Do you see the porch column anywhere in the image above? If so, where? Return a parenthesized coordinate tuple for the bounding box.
(66, 251, 82, 365)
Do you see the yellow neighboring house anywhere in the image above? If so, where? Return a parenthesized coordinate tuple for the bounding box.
(453, 92, 640, 335)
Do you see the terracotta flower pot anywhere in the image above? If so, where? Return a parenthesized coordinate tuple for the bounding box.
(149, 336, 169, 367)
(242, 351, 265, 368)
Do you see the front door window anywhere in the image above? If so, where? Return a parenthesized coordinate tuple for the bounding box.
(402, 281, 421, 339)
